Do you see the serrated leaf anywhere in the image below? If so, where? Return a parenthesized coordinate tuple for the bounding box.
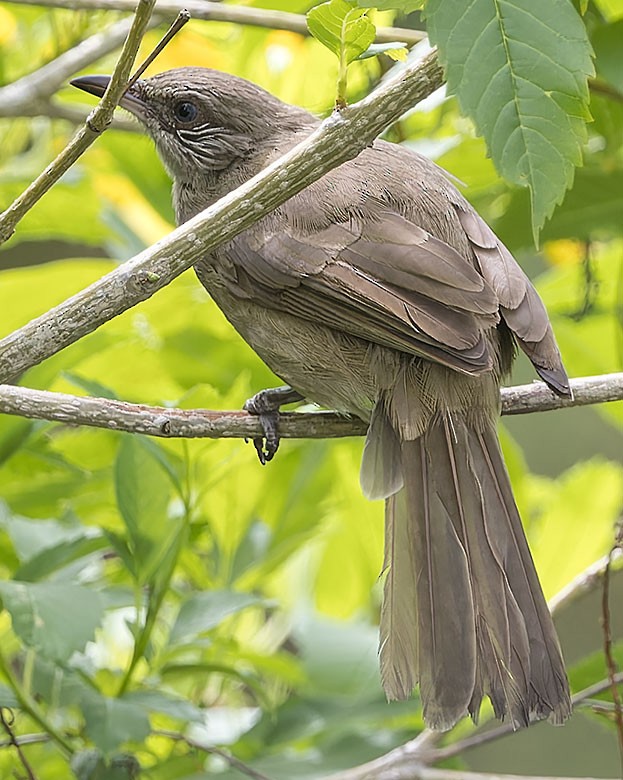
(426, 0, 594, 242)
(307, 0, 375, 65)
(0, 581, 104, 661)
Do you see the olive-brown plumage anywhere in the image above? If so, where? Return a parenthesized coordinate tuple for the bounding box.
(73, 68, 572, 730)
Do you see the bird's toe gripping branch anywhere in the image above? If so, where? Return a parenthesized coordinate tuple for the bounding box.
(243, 386, 304, 465)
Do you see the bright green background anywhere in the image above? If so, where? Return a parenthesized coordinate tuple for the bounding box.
(0, 1, 622, 778)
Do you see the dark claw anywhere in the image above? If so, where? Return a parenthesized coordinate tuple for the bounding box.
(244, 386, 304, 465)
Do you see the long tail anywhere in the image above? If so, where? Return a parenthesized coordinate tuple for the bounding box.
(374, 412, 571, 731)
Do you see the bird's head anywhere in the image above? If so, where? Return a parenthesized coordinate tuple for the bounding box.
(71, 67, 309, 182)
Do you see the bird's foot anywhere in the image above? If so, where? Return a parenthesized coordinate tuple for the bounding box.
(243, 386, 304, 465)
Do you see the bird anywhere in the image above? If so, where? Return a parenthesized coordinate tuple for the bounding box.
(72, 67, 572, 731)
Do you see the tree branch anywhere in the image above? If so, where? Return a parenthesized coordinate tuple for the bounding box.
(321, 546, 623, 780)
(0, 18, 137, 115)
(154, 729, 274, 780)
(0, 48, 444, 384)
(0, 375, 620, 439)
(0, 0, 157, 244)
(4, 0, 427, 46)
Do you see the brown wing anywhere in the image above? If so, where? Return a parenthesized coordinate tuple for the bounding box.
(455, 206, 570, 395)
(226, 211, 500, 375)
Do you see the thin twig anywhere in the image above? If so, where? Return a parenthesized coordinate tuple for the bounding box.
(330, 673, 623, 780)
(154, 729, 273, 780)
(601, 522, 623, 773)
(0, 375, 620, 440)
(127, 9, 190, 88)
(3, 0, 427, 45)
(0, 0, 157, 244)
(549, 548, 623, 616)
(0, 49, 444, 383)
(0, 652, 73, 757)
(0, 734, 50, 749)
(0, 709, 37, 780)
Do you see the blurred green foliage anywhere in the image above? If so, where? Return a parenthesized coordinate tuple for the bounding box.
(0, 1, 622, 778)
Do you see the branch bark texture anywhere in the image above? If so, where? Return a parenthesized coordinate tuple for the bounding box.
(4, 0, 426, 45)
(0, 375, 620, 440)
(0, 49, 444, 384)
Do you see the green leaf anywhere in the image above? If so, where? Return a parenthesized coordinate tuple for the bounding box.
(307, 0, 375, 65)
(356, 42, 408, 61)
(71, 750, 140, 780)
(15, 534, 108, 582)
(114, 436, 173, 584)
(593, 0, 623, 21)
(496, 168, 623, 246)
(82, 695, 150, 755)
(170, 590, 265, 644)
(426, 0, 594, 242)
(531, 459, 623, 598)
(0, 684, 18, 707)
(0, 581, 104, 661)
(592, 20, 623, 93)
(122, 690, 204, 722)
(357, 0, 424, 10)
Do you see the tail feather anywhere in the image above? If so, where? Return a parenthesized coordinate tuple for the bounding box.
(375, 410, 570, 730)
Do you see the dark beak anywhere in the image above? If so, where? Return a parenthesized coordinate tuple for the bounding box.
(70, 74, 148, 120)
(70, 74, 111, 99)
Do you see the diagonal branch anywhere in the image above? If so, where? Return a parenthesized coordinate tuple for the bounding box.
(0, 18, 138, 115)
(322, 557, 623, 780)
(4, 0, 427, 46)
(0, 0, 157, 244)
(0, 374, 621, 439)
(0, 48, 444, 384)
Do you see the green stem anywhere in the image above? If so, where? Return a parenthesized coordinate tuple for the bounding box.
(0, 649, 74, 756)
(117, 521, 190, 696)
(337, 47, 348, 108)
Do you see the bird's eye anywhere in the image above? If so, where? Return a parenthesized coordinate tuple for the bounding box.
(173, 101, 198, 123)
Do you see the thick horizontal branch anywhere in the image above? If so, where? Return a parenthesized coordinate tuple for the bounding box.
(0, 48, 444, 383)
(0, 375, 620, 439)
(4, 0, 426, 45)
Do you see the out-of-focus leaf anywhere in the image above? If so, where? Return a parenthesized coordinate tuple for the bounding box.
(593, 0, 623, 21)
(307, 0, 375, 65)
(426, 0, 594, 241)
(568, 642, 623, 698)
(0, 684, 18, 707)
(496, 168, 623, 248)
(531, 459, 623, 598)
(122, 690, 204, 722)
(592, 20, 623, 92)
(82, 694, 150, 755)
(114, 436, 173, 584)
(295, 614, 380, 698)
(15, 534, 107, 582)
(170, 591, 265, 644)
(70, 750, 140, 780)
(0, 581, 104, 661)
